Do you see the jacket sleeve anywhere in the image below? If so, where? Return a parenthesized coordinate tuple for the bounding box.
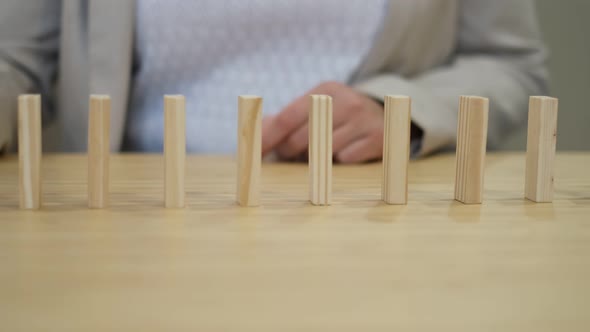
(0, 1, 61, 153)
(354, 0, 548, 156)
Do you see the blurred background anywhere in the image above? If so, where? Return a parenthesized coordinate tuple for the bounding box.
(502, 0, 590, 151)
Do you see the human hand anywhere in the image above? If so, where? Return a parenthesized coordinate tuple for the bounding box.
(261, 81, 385, 163)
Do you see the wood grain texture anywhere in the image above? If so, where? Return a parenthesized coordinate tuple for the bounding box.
(382, 95, 411, 205)
(454, 96, 489, 204)
(237, 95, 262, 207)
(0, 153, 589, 331)
(164, 95, 186, 208)
(87, 95, 111, 209)
(525, 96, 559, 203)
(309, 95, 332, 206)
(17, 94, 42, 210)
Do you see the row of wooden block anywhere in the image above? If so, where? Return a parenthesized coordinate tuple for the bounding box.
(16, 93, 558, 210)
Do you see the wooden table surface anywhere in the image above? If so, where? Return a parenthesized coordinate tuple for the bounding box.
(1, 153, 589, 331)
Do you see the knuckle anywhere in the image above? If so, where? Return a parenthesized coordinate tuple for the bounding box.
(340, 150, 359, 164)
(319, 80, 342, 92)
(348, 96, 364, 114)
(286, 134, 304, 151)
(336, 151, 350, 163)
(274, 114, 294, 131)
(369, 131, 383, 145)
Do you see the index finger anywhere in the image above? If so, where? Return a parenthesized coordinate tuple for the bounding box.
(261, 93, 310, 156)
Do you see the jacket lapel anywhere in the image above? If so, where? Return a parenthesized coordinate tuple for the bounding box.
(89, 0, 135, 151)
(350, 0, 413, 82)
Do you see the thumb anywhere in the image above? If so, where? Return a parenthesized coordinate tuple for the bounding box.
(261, 115, 277, 156)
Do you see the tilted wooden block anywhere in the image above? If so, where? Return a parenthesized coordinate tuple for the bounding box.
(164, 95, 186, 208)
(88, 95, 111, 209)
(237, 95, 262, 207)
(454, 96, 489, 204)
(525, 96, 559, 203)
(18, 95, 43, 210)
(309, 95, 332, 206)
(382, 95, 411, 205)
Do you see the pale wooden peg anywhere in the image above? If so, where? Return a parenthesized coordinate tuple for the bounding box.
(454, 96, 489, 204)
(164, 95, 186, 208)
(382, 95, 411, 205)
(88, 95, 111, 209)
(237, 95, 262, 207)
(525, 96, 559, 203)
(309, 95, 332, 206)
(18, 95, 42, 210)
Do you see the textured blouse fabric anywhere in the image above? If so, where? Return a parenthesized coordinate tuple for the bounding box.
(127, 0, 386, 153)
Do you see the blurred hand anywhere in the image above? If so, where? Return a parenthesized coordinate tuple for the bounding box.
(262, 81, 384, 163)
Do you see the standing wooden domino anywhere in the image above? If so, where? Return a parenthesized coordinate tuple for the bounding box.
(382, 95, 411, 205)
(237, 95, 262, 207)
(454, 96, 489, 204)
(18, 94, 42, 210)
(88, 95, 111, 209)
(309, 95, 332, 206)
(164, 95, 186, 208)
(525, 96, 559, 203)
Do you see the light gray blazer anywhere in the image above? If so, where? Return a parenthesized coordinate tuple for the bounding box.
(0, 0, 548, 155)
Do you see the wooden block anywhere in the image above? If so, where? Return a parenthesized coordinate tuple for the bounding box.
(164, 95, 186, 208)
(454, 96, 489, 204)
(382, 95, 411, 205)
(88, 95, 111, 209)
(525, 96, 559, 203)
(18, 95, 42, 210)
(309, 95, 332, 206)
(237, 95, 262, 207)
